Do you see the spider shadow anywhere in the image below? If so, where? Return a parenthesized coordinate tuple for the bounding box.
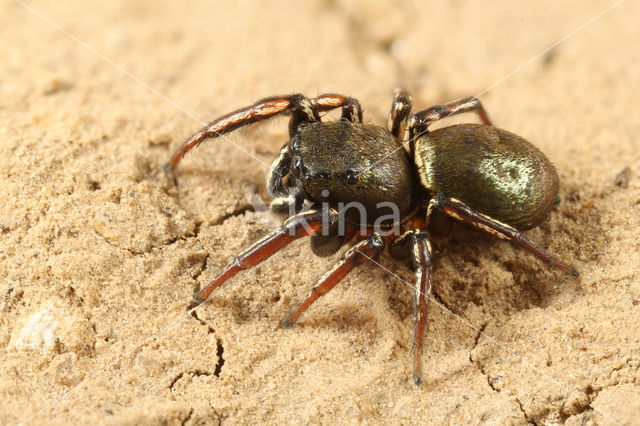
(433, 219, 583, 316)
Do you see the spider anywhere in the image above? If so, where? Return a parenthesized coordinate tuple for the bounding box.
(165, 90, 578, 384)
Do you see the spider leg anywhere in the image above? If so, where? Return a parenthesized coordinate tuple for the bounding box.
(433, 194, 579, 276)
(408, 97, 492, 138)
(266, 142, 293, 197)
(193, 208, 338, 305)
(166, 94, 321, 170)
(387, 88, 413, 139)
(311, 94, 363, 123)
(390, 229, 433, 385)
(268, 186, 308, 217)
(283, 232, 385, 327)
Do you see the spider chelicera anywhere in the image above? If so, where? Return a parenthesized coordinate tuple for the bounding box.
(165, 90, 578, 384)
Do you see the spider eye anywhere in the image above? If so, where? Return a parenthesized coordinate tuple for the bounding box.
(345, 170, 359, 184)
(292, 156, 302, 177)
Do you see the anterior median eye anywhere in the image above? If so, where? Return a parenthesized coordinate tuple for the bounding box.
(345, 170, 359, 184)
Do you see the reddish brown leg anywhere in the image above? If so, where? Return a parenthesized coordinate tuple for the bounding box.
(408, 96, 492, 133)
(166, 94, 321, 171)
(389, 228, 433, 385)
(387, 88, 413, 139)
(437, 195, 579, 276)
(194, 209, 338, 305)
(283, 232, 385, 327)
(311, 94, 363, 123)
(406, 230, 433, 385)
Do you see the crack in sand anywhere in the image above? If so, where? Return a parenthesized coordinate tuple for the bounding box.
(169, 369, 213, 391)
(187, 310, 224, 378)
(93, 217, 203, 256)
(214, 338, 225, 377)
(469, 322, 539, 424)
(181, 408, 193, 426)
(467, 326, 624, 424)
(211, 205, 255, 226)
(558, 384, 603, 423)
(468, 322, 497, 391)
(192, 252, 210, 283)
(515, 398, 537, 425)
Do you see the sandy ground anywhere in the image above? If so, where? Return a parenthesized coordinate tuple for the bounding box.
(1, 0, 639, 424)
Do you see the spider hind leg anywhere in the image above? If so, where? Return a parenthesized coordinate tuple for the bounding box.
(435, 194, 578, 276)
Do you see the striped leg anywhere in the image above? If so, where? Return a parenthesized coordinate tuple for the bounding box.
(390, 229, 434, 385)
(408, 230, 433, 385)
(408, 97, 492, 137)
(387, 88, 413, 139)
(193, 209, 337, 306)
(311, 94, 363, 123)
(266, 143, 294, 197)
(436, 195, 579, 276)
(283, 232, 385, 327)
(166, 94, 320, 171)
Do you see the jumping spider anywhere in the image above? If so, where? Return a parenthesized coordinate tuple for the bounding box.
(165, 90, 578, 384)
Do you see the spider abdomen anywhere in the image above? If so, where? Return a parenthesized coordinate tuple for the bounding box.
(414, 123, 559, 229)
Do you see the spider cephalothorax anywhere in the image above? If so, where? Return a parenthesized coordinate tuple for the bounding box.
(165, 90, 578, 384)
(287, 120, 416, 217)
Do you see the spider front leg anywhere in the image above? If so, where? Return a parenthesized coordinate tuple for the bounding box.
(433, 194, 579, 276)
(311, 94, 363, 123)
(193, 208, 338, 305)
(283, 232, 385, 327)
(408, 97, 492, 138)
(166, 94, 322, 171)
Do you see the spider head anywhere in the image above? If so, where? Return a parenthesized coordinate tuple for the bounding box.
(286, 121, 416, 228)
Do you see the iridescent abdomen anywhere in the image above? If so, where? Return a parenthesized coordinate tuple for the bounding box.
(414, 123, 559, 229)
